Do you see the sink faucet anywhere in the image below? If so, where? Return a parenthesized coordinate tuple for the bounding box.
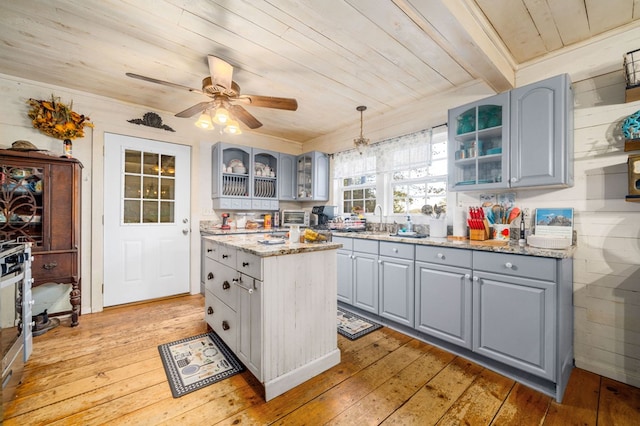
(374, 205, 384, 230)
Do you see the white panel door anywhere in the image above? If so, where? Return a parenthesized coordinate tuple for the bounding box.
(103, 133, 191, 306)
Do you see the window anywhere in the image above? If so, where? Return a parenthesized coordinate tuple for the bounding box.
(333, 127, 447, 217)
(123, 149, 176, 224)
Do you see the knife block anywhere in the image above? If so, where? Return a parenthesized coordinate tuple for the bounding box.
(469, 228, 489, 241)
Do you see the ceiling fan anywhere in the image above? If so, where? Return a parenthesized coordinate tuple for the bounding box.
(126, 55, 298, 130)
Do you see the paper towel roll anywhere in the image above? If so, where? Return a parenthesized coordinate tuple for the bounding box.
(453, 207, 466, 237)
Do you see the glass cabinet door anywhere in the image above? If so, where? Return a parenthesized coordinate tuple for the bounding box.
(0, 164, 45, 246)
(297, 154, 313, 199)
(448, 93, 509, 191)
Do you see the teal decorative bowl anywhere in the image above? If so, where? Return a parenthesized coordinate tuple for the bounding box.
(623, 110, 640, 139)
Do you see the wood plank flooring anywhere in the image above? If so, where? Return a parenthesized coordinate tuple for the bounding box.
(4, 294, 640, 425)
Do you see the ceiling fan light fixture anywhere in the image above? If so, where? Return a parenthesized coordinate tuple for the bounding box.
(212, 106, 230, 125)
(195, 111, 214, 130)
(354, 105, 369, 155)
(224, 119, 242, 135)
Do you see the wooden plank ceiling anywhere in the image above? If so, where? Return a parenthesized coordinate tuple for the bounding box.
(0, 0, 638, 143)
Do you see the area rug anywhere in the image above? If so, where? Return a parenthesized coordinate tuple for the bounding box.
(158, 331, 245, 398)
(337, 309, 382, 340)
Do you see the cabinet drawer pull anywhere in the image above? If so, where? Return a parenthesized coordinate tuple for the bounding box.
(437, 253, 444, 259)
(505, 262, 513, 269)
(242, 261, 249, 267)
(222, 280, 230, 290)
(222, 254, 229, 259)
(207, 306, 214, 315)
(207, 272, 214, 280)
(43, 262, 58, 270)
(222, 320, 230, 331)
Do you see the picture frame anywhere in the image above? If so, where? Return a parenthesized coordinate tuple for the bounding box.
(534, 208, 574, 239)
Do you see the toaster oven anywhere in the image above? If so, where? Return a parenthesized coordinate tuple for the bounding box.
(280, 210, 310, 227)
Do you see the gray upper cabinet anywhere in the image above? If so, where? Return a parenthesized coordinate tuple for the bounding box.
(510, 74, 573, 188)
(296, 151, 330, 201)
(278, 153, 297, 201)
(251, 148, 279, 211)
(211, 142, 252, 210)
(448, 93, 510, 191)
(448, 73, 573, 191)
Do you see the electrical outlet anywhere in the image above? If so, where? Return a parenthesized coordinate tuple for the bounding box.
(202, 208, 214, 216)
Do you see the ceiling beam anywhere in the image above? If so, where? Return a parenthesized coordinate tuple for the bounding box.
(394, 0, 516, 92)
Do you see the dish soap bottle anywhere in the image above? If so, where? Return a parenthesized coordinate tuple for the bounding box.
(406, 215, 413, 233)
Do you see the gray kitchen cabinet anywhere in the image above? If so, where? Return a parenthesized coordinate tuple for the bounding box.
(379, 241, 415, 327)
(251, 148, 279, 210)
(296, 151, 330, 201)
(415, 246, 473, 349)
(448, 92, 510, 191)
(472, 251, 565, 382)
(353, 239, 379, 314)
(335, 236, 354, 304)
(510, 73, 573, 188)
(211, 142, 252, 210)
(448, 73, 573, 191)
(278, 153, 297, 201)
(237, 273, 262, 380)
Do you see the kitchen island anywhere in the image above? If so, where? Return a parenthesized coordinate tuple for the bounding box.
(201, 233, 342, 401)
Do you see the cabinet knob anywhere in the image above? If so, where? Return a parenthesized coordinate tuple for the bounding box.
(222, 254, 229, 259)
(378, 259, 382, 264)
(511, 177, 517, 183)
(207, 272, 214, 280)
(473, 276, 479, 282)
(242, 261, 249, 267)
(437, 253, 444, 259)
(207, 306, 214, 315)
(393, 248, 398, 253)
(505, 262, 513, 269)
(222, 320, 230, 331)
(222, 281, 230, 290)
(207, 248, 213, 253)
(465, 274, 471, 280)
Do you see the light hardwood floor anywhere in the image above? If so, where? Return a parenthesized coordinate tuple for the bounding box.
(3, 294, 640, 425)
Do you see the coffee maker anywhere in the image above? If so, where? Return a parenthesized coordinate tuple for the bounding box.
(311, 205, 337, 228)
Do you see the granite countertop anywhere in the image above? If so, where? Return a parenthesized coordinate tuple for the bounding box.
(331, 231, 576, 259)
(202, 233, 342, 258)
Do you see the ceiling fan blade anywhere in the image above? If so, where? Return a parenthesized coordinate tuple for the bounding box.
(229, 104, 262, 129)
(126, 72, 202, 94)
(175, 101, 214, 118)
(208, 55, 233, 90)
(238, 94, 298, 111)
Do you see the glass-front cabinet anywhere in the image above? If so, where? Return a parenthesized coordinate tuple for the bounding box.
(296, 151, 329, 201)
(0, 164, 44, 244)
(448, 93, 509, 191)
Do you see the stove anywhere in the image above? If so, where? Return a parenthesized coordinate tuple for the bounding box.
(1, 240, 33, 412)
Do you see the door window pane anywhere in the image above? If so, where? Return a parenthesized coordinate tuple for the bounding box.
(143, 152, 159, 175)
(122, 150, 176, 224)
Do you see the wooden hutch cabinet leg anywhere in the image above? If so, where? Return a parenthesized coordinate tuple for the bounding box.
(69, 279, 81, 327)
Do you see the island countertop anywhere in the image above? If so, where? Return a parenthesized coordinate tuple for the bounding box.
(202, 233, 342, 257)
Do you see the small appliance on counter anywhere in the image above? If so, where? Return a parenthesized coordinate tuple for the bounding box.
(221, 213, 231, 230)
(311, 205, 337, 229)
(280, 210, 310, 228)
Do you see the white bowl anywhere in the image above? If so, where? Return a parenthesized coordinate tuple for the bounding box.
(232, 166, 247, 174)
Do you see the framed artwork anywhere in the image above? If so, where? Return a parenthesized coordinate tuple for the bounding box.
(534, 208, 573, 239)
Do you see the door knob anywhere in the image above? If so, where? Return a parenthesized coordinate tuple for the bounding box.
(182, 228, 189, 235)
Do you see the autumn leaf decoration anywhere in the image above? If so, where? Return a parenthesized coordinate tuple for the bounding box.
(27, 95, 94, 140)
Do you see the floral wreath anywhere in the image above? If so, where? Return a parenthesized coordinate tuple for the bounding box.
(27, 95, 94, 140)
